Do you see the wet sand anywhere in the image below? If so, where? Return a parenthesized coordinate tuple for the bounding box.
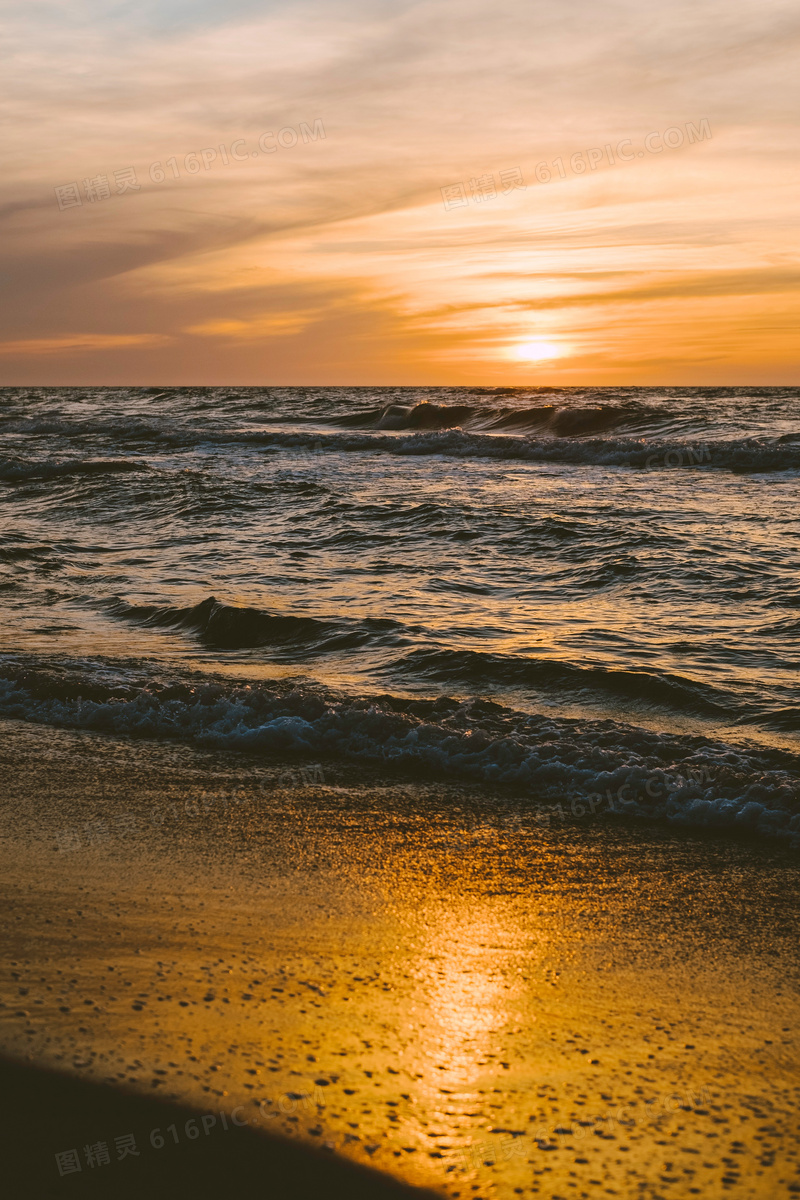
(1, 716, 799, 1198)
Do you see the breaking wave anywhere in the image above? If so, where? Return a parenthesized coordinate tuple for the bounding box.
(335, 399, 674, 436)
(0, 656, 797, 846)
(2, 414, 798, 475)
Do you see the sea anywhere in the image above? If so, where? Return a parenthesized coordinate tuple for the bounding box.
(1, 385, 798, 846)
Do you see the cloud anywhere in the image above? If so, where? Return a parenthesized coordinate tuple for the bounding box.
(1, 0, 798, 381)
(184, 314, 315, 339)
(465, 267, 800, 314)
(0, 333, 170, 356)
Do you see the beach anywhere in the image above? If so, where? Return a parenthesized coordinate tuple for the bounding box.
(3, 0, 800, 1180)
(2, 716, 798, 1198)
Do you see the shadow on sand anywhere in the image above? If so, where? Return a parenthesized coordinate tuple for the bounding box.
(0, 1054, 440, 1200)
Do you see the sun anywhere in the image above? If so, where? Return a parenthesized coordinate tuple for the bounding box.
(513, 340, 565, 361)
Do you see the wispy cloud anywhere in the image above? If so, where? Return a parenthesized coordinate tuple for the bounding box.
(1, 0, 798, 382)
(0, 333, 170, 356)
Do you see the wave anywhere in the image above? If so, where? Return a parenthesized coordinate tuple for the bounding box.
(0, 457, 148, 483)
(0, 656, 797, 846)
(0, 416, 185, 443)
(198, 428, 800, 474)
(103, 597, 744, 718)
(385, 646, 737, 717)
(325, 430, 798, 473)
(3, 408, 799, 472)
(105, 597, 401, 654)
(334, 399, 670, 436)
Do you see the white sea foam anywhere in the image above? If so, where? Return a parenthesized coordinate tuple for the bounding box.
(1, 660, 797, 846)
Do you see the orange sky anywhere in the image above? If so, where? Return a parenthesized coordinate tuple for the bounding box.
(1, 0, 798, 385)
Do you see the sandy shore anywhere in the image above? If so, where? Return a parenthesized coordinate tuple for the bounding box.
(1, 716, 799, 1198)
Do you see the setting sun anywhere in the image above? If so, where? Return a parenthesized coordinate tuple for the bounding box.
(513, 340, 566, 361)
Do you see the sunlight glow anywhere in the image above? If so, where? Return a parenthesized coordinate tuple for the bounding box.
(513, 341, 566, 362)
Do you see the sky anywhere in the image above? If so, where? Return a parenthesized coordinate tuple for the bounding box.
(1, 0, 798, 385)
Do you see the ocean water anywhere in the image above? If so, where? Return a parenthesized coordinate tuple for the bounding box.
(1, 385, 799, 844)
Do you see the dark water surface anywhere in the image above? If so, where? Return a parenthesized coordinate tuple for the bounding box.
(1, 386, 798, 844)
